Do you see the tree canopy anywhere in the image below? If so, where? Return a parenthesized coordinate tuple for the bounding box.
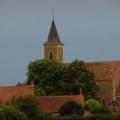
(64, 60, 99, 99)
(27, 59, 65, 95)
(26, 59, 99, 99)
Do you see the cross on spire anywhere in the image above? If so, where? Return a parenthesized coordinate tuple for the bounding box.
(52, 8, 54, 20)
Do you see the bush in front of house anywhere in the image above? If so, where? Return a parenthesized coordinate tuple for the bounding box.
(59, 101, 84, 116)
(0, 105, 28, 120)
(85, 98, 111, 114)
(35, 111, 53, 120)
(92, 105, 111, 114)
(11, 95, 53, 120)
(85, 99, 101, 111)
(11, 95, 38, 120)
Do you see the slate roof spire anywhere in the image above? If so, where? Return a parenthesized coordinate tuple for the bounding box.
(44, 9, 63, 45)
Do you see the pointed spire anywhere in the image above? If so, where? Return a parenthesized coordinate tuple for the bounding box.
(44, 10, 63, 45)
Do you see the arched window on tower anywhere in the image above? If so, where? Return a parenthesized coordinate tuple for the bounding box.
(50, 52, 53, 59)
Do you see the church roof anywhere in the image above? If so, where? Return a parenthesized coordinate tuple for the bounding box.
(86, 60, 120, 81)
(44, 19, 63, 45)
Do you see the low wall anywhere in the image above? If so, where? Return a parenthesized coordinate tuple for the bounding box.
(36, 95, 84, 113)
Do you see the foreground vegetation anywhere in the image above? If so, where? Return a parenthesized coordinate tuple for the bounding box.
(0, 95, 120, 120)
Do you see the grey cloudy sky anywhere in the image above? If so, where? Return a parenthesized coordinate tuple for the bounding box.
(0, 0, 120, 85)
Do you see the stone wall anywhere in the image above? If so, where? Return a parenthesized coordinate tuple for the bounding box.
(97, 80, 113, 105)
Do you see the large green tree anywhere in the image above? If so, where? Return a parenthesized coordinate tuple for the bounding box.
(27, 59, 65, 95)
(26, 59, 99, 99)
(63, 60, 99, 99)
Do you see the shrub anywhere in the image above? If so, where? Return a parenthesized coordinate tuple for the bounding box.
(84, 114, 113, 120)
(85, 99, 111, 114)
(35, 111, 53, 120)
(0, 105, 28, 120)
(11, 95, 38, 119)
(59, 101, 84, 116)
(92, 105, 111, 114)
(11, 95, 54, 120)
(85, 99, 101, 110)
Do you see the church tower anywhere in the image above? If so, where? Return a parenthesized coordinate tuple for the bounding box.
(44, 17, 64, 62)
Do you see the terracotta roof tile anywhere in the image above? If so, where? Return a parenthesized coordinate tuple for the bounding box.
(0, 85, 34, 101)
(86, 60, 120, 81)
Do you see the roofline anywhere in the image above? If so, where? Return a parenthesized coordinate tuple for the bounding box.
(86, 60, 120, 64)
(0, 85, 32, 87)
(64, 60, 120, 65)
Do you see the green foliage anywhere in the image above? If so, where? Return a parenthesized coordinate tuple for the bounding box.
(46, 114, 120, 120)
(0, 101, 53, 120)
(64, 60, 99, 99)
(86, 99, 101, 110)
(35, 111, 53, 120)
(11, 95, 38, 119)
(0, 105, 28, 120)
(27, 59, 65, 95)
(84, 114, 113, 120)
(59, 101, 84, 116)
(27, 59, 99, 99)
(86, 99, 111, 114)
(92, 105, 111, 114)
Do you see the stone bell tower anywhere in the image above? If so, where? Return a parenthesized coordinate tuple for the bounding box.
(43, 16, 64, 62)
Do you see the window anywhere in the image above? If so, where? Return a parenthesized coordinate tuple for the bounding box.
(102, 100, 106, 106)
(50, 52, 53, 59)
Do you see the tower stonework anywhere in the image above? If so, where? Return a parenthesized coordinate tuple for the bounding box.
(44, 19, 64, 62)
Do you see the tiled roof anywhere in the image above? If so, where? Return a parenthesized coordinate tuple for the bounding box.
(36, 95, 84, 113)
(86, 60, 120, 81)
(0, 85, 34, 101)
(44, 20, 63, 45)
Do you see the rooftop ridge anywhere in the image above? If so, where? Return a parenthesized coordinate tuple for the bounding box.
(86, 60, 120, 64)
(0, 85, 32, 87)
